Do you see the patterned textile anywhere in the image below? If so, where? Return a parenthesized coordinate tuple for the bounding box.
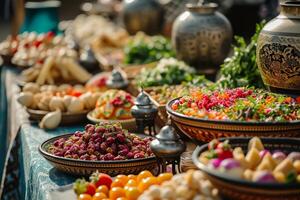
(2, 135, 20, 200)
(19, 124, 81, 200)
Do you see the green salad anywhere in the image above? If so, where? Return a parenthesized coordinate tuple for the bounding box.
(124, 33, 175, 65)
(136, 57, 211, 87)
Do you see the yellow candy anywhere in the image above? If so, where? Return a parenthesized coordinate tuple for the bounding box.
(245, 148, 261, 169)
(273, 172, 286, 183)
(243, 169, 254, 180)
(293, 160, 300, 173)
(248, 137, 264, 151)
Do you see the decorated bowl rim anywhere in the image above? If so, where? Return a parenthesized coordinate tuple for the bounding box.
(39, 133, 156, 164)
(87, 111, 135, 123)
(166, 97, 300, 125)
(27, 108, 89, 116)
(192, 137, 300, 190)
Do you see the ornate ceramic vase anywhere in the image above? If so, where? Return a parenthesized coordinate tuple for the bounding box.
(172, 3, 232, 76)
(257, 1, 300, 96)
(122, 0, 164, 35)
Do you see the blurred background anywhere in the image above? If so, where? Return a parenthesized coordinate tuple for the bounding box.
(0, 0, 280, 41)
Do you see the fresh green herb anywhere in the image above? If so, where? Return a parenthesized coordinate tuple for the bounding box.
(124, 33, 175, 65)
(216, 22, 266, 89)
(136, 58, 211, 87)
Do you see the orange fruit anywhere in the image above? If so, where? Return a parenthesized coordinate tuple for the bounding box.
(116, 175, 129, 184)
(116, 198, 128, 200)
(92, 192, 107, 200)
(78, 194, 92, 200)
(137, 170, 153, 183)
(111, 179, 126, 188)
(109, 187, 126, 200)
(157, 173, 173, 184)
(96, 185, 109, 195)
(125, 179, 137, 187)
(125, 187, 141, 200)
(127, 175, 137, 181)
(137, 177, 158, 192)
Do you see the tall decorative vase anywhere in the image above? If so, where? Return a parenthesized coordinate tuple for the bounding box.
(257, 1, 300, 96)
(122, 0, 164, 35)
(172, 3, 232, 77)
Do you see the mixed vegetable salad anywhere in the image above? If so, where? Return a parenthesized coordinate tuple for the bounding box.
(171, 88, 300, 122)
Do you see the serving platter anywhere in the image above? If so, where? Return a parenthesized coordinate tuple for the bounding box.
(192, 137, 300, 200)
(166, 98, 300, 143)
(39, 133, 157, 176)
(27, 109, 89, 125)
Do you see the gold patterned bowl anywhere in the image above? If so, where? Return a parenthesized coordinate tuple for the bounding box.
(39, 133, 158, 176)
(192, 137, 300, 200)
(27, 109, 89, 125)
(166, 98, 300, 143)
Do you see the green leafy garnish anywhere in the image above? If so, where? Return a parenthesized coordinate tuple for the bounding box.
(216, 22, 266, 89)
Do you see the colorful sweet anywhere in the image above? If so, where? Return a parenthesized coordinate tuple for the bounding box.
(199, 137, 300, 184)
(48, 122, 153, 161)
(90, 90, 134, 120)
(171, 88, 300, 122)
(74, 171, 173, 200)
(138, 170, 220, 200)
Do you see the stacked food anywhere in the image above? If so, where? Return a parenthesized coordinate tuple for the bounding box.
(21, 56, 92, 85)
(48, 123, 153, 160)
(65, 15, 129, 49)
(73, 169, 219, 200)
(0, 32, 76, 68)
(18, 83, 101, 112)
(74, 170, 173, 200)
(139, 170, 220, 200)
(199, 137, 300, 184)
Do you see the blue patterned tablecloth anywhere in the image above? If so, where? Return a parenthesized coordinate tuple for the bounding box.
(19, 124, 83, 200)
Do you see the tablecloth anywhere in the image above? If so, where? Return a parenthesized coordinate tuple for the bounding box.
(0, 67, 86, 200)
(19, 124, 82, 200)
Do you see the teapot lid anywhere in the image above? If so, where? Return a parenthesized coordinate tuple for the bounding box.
(186, 2, 218, 14)
(156, 125, 180, 141)
(106, 69, 128, 89)
(135, 90, 153, 106)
